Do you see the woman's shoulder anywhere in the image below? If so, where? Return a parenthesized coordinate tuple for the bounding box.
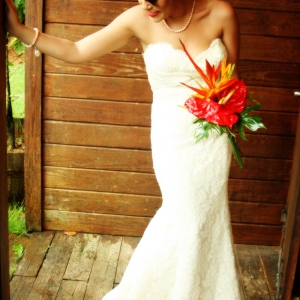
(208, 0, 236, 19)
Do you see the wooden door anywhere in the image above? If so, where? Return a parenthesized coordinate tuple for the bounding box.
(25, 0, 300, 246)
(278, 104, 300, 299)
(0, 0, 10, 299)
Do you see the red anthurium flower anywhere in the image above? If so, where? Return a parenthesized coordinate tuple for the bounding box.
(180, 40, 247, 128)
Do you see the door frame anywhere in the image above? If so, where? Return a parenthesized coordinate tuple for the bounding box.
(0, 0, 10, 299)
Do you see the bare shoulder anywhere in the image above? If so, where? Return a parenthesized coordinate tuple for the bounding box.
(209, 0, 236, 20)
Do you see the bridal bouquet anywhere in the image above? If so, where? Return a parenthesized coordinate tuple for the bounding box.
(180, 41, 266, 168)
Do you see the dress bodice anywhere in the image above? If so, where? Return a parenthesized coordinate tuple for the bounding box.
(143, 38, 227, 92)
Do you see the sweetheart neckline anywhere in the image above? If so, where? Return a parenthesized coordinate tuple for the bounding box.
(143, 38, 223, 61)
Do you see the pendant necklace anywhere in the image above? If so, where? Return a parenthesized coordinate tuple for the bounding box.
(163, 0, 196, 33)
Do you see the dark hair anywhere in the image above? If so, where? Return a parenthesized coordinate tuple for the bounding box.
(147, 0, 158, 5)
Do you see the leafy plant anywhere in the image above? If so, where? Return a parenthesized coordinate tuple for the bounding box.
(9, 244, 24, 279)
(8, 202, 27, 236)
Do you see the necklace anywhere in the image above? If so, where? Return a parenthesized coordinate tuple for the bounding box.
(163, 0, 196, 33)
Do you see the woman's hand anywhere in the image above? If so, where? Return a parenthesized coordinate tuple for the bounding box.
(5, 0, 22, 36)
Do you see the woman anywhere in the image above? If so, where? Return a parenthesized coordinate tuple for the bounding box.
(5, 0, 244, 299)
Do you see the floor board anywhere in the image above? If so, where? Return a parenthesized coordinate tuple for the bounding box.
(9, 231, 280, 299)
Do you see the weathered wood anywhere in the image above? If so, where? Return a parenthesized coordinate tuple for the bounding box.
(84, 235, 122, 299)
(43, 121, 151, 150)
(27, 232, 76, 300)
(14, 232, 55, 277)
(44, 74, 152, 102)
(44, 1, 300, 35)
(43, 144, 153, 173)
(232, 224, 282, 246)
(43, 97, 151, 126)
(280, 108, 300, 299)
(44, 188, 161, 217)
(235, 244, 272, 299)
(115, 237, 140, 284)
(10, 276, 35, 300)
(56, 280, 87, 300)
(25, 0, 43, 231)
(257, 246, 280, 293)
(43, 210, 151, 237)
(64, 233, 100, 281)
(0, 1, 10, 297)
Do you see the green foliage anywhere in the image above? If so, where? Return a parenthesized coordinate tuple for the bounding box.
(14, 0, 26, 23)
(9, 244, 25, 279)
(8, 202, 28, 236)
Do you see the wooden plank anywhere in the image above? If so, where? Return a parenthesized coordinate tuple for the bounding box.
(233, 224, 282, 246)
(44, 1, 300, 35)
(43, 190, 284, 225)
(43, 166, 161, 196)
(43, 144, 153, 173)
(43, 121, 151, 149)
(44, 188, 161, 217)
(27, 232, 76, 300)
(229, 202, 285, 226)
(280, 108, 300, 299)
(25, 0, 43, 231)
(14, 231, 55, 277)
(56, 280, 87, 300)
(228, 179, 288, 204)
(64, 233, 100, 281)
(45, 23, 300, 64)
(45, 52, 146, 78)
(229, 0, 300, 12)
(10, 276, 35, 300)
(257, 246, 280, 293)
(115, 236, 140, 284)
(84, 235, 122, 299)
(43, 210, 151, 237)
(43, 97, 151, 126)
(235, 244, 272, 300)
(44, 74, 152, 102)
(0, 1, 10, 297)
(44, 23, 142, 54)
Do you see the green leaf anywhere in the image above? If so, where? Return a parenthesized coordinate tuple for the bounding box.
(240, 105, 262, 116)
(237, 119, 247, 140)
(13, 39, 25, 56)
(13, 244, 24, 260)
(242, 115, 266, 131)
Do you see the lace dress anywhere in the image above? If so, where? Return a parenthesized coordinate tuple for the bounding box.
(102, 38, 244, 300)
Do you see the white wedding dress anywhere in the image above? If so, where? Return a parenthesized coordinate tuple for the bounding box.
(103, 39, 244, 300)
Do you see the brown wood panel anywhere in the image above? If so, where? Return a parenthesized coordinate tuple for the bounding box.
(229, 0, 300, 12)
(44, 23, 142, 54)
(43, 166, 161, 196)
(228, 179, 288, 204)
(43, 121, 151, 149)
(43, 210, 151, 237)
(43, 144, 153, 173)
(232, 224, 282, 246)
(44, 1, 300, 37)
(0, 1, 10, 298)
(45, 23, 300, 65)
(43, 97, 151, 126)
(25, 0, 43, 231)
(44, 187, 284, 225)
(43, 74, 152, 102)
(229, 202, 284, 226)
(43, 210, 282, 245)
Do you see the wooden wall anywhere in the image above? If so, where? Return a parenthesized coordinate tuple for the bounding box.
(25, 0, 300, 245)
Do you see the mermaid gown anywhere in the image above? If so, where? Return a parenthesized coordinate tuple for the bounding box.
(103, 39, 244, 300)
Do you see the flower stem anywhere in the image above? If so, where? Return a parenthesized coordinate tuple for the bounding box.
(228, 134, 243, 168)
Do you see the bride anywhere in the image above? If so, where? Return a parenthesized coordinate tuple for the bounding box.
(5, 0, 244, 299)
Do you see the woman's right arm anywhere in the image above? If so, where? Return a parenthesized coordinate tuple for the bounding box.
(5, 0, 138, 63)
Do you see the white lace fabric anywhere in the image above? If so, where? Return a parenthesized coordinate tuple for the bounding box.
(103, 39, 244, 300)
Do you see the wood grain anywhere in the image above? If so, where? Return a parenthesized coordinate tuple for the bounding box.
(84, 235, 122, 299)
(24, 0, 43, 231)
(56, 280, 87, 300)
(10, 276, 35, 300)
(63, 233, 100, 281)
(27, 232, 76, 300)
(0, 1, 10, 298)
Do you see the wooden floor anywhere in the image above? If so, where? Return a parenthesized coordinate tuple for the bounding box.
(9, 231, 280, 300)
